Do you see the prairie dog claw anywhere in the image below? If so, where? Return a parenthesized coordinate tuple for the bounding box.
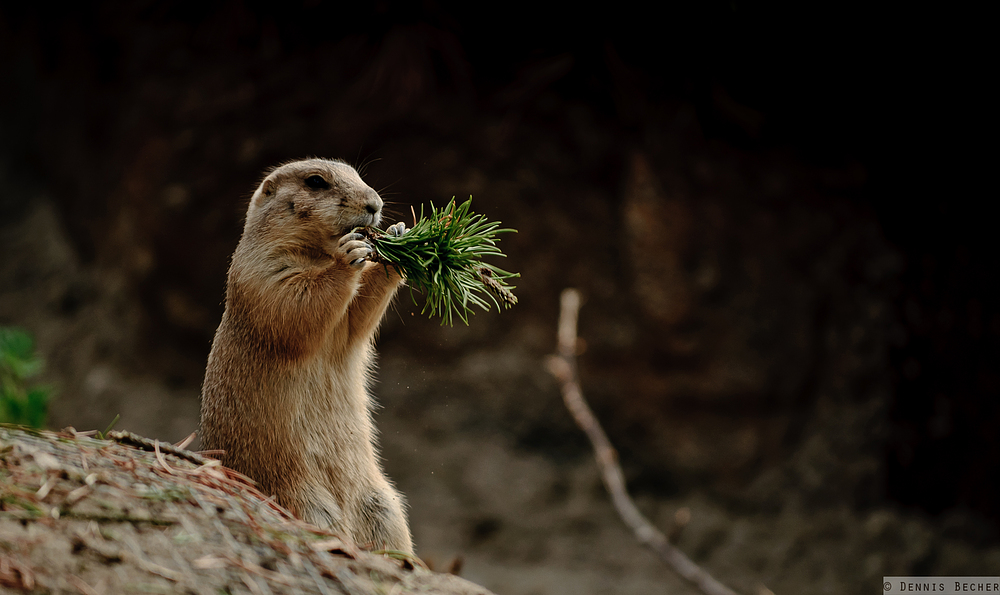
(337, 232, 372, 270)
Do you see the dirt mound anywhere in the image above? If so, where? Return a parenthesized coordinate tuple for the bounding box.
(0, 425, 492, 595)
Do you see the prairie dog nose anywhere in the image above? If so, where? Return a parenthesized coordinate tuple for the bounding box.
(364, 190, 383, 215)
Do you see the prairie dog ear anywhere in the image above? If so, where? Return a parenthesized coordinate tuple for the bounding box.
(261, 178, 276, 197)
(255, 178, 278, 205)
(247, 178, 277, 219)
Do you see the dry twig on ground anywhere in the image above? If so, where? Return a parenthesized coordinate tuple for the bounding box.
(545, 288, 741, 595)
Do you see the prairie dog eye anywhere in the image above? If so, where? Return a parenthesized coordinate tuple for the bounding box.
(305, 175, 330, 190)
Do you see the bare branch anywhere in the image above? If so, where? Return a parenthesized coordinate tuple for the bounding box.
(546, 288, 741, 595)
(108, 430, 211, 466)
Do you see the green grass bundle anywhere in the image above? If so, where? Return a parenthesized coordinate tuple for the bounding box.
(363, 197, 519, 326)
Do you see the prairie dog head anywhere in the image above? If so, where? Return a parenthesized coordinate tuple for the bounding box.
(244, 158, 383, 243)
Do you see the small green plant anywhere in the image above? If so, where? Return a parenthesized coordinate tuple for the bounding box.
(363, 197, 519, 325)
(0, 327, 50, 428)
(95, 414, 121, 440)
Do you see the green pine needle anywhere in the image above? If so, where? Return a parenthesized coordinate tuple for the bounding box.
(362, 197, 519, 326)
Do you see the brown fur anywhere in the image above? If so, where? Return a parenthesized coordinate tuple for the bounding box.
(200, 158, 412, 553)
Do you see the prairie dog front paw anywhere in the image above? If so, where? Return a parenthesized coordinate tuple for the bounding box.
(337, 232, 372, 269)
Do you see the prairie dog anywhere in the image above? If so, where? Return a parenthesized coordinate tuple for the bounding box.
(200, 158, 412, 553)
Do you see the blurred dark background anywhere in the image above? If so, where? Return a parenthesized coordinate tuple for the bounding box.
(1, 2, 996, 593)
